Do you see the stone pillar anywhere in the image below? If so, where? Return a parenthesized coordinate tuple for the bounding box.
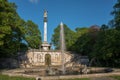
(41, 10, 51, 51)
(44, 22, 47, 42)
(44, 10, 47, 42)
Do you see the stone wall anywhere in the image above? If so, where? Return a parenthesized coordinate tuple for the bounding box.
(18, 50, 89, 68)
(25, 50, 72, 68)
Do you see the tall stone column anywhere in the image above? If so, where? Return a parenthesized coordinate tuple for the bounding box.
(41, 10, 51, 51)
(44, 10, 47, 42)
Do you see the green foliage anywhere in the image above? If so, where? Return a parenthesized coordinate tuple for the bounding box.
(71, 27, 88, 51)
(0, 0, 41, 57)
(0, 74, 35, 80)
(110, 75, 120, 80)
(75, 27, 88, 36)
(60, 78, 90, 80)
(72, 26, 99, 56)
(93, 29, 120, 67)
(111, 0, 120, 30)
(24, 20, 41, 49)
(74, 25, 120, 67)
(0, 0, 22, 57)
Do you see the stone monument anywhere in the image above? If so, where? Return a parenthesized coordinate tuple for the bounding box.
(41, 10, 51, 51)
(18, 10, 89, 72)
(22, 10, 72, 68)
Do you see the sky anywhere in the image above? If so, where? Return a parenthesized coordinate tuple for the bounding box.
(8, 0, 117, 43)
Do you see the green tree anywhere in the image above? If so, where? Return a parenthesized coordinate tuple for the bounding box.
(91, 0, 120, 67)
(70, 27, 89, 51)
(0, 0, 24, 57)
(93, 29, 120, 67)
(100, 24, 109, 31)
(74, 27, 89, 42)
(0, 0, 41, 57)
(24, 20, 41, 49)
(111, 0, 120, 30)
(72, 25, 99, 56)
(0, 0, 15, 46)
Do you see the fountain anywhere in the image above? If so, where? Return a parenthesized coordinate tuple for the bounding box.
(60, 22, 66, 74)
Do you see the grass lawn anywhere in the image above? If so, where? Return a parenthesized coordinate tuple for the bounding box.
(0, 74, 120, 80)
(110, 75, 120, 80)
(60, 78, 90, 80)
(0, 74, 90, 80)
(0, 74, 35, 80)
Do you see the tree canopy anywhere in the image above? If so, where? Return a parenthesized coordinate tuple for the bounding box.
(0, 0, 41, 57)
(111, 0, 120, 29)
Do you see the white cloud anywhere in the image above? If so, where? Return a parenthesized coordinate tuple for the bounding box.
(29, 0, 39, 3)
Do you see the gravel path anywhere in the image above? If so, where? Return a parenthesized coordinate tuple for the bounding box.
(90, 77, 117, 80)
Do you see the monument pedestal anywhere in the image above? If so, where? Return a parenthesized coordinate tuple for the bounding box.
(41, 42, 51, 51)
